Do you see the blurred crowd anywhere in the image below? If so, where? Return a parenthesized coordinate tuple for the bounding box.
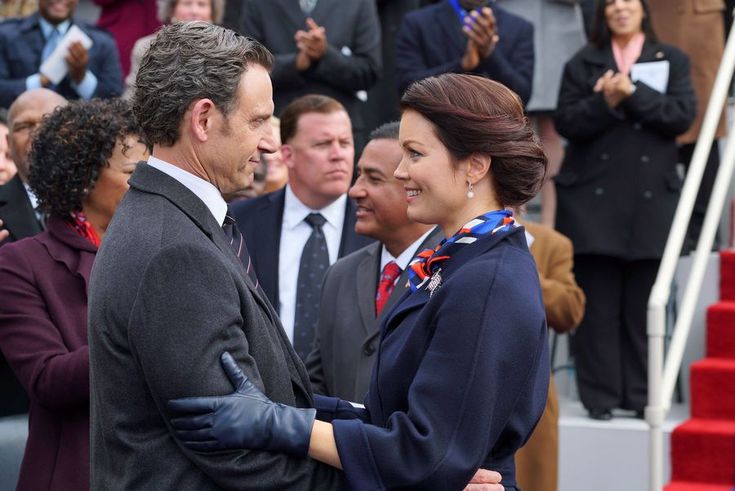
(0, 1, 730, 490)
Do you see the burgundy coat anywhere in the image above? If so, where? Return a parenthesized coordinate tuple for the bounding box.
(0, 216, 95, 491)
(94, 0, 161, 76)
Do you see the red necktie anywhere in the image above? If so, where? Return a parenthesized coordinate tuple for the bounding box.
(375, 261, 402, 315)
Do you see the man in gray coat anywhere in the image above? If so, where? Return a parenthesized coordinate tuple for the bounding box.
(87, 22, 343, 490)
(305, 122, 442, 402)
(239, 0, 382, 151)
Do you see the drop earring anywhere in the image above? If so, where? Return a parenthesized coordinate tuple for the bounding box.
(467, 182, 475, 199)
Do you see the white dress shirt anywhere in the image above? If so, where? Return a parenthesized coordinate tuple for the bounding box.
(279, 185, 347, 342)
(379, 228, 437, 282)
(147, 156, 228, 226)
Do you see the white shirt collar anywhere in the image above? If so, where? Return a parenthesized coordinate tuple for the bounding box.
(282, 184, 347, 231)
(146, 156, 228, 226)
(23, 182, 39, 210)
(379, 227, 437, 272)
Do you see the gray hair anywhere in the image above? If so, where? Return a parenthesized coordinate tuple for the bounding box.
(133, 22, 272, 147)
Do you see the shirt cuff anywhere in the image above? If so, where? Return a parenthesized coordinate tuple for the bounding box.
(71, 71, 97, 100)
(26, 74, 42, 90)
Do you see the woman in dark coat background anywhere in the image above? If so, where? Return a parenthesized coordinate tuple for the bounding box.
(553, 0, 696, 420)
(0, 99, 147, 490)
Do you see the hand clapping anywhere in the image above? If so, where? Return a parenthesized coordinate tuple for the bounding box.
(594, 69, 635, 108)
(461, 7, 499, 72)
(294, 18, 327, 71)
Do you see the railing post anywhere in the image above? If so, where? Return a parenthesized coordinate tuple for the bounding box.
(647, 16, 735, 491)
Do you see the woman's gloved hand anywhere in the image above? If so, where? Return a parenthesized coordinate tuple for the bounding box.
(168, 351, 316, 457)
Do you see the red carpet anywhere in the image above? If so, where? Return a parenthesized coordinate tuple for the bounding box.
(666, 251, 735, 490)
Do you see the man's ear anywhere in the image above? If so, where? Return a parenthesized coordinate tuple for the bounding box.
(281, 144, 296, 170)
(189, 98, 216, 143)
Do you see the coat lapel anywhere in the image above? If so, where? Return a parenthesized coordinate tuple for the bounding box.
(249, 189, 284, 309)
(42, 216, 97, 291)
(0, 175, 42, 241)
(434, 1, 467, 55)
(19, 13, 44, 70)
(275, 0, 308, 31)
(355, 243, 380, 337)
(380, 226, 526, 338)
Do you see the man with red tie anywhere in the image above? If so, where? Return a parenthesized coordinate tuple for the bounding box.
(305, 121, 443, 402)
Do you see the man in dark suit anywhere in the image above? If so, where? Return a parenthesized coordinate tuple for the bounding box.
(87, 23, 343, 489)
(232, 94, 373, 361)
(0, 0, 122, 108)
(0, 88, 65, 418)
(305, 121, 443, 402)
(239, 0, 382, 150)
(0, 88, 66, 248)
(395, 0, 534, 104)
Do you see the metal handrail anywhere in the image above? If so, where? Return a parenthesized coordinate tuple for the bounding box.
(646, 21, 735, 491)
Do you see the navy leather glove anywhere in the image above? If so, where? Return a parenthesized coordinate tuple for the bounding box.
(168, 351, 316, 457)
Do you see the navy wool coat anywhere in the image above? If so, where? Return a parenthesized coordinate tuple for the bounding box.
(319, 226, 549, 491)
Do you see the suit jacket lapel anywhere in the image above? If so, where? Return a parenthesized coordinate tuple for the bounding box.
(0, 175, 42, 241)
(250, 189, 285, 309)
(19, 13, 44, 70)
(356, 243, 380, 337)
(128, 164, 272, 314)
(276, 0, 307, 31)
(435, 1, 467, 55)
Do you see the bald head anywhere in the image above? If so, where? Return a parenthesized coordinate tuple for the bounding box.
(7, 89, 67, 183)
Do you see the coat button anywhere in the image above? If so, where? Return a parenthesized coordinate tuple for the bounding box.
(641, 155, 650, 163)
(643, 191, 653, 199)
(600, 153, 609, 160)
(363, 345, 375, 356)
(595, 187, 604, 196)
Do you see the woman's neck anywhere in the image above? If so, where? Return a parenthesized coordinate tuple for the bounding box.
(613, 31, 642, 48)
(440, 199, 503, 238)
(81, 206, 109, 241)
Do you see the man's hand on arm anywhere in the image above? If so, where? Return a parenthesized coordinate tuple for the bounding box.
(465, 468, 504, 491)
(0, 219, 9, 242)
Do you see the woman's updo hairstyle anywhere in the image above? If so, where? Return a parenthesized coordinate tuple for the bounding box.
(400, 73, 547, 208)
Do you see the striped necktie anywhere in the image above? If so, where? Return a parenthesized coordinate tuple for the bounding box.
(222, 215, 260, 290)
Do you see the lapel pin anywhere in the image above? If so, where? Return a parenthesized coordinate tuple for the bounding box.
(656, 51, 664, 59)
(427, 268, 443, 297)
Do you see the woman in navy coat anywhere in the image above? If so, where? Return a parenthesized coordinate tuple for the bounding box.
(169, 74, 550, 491)
(0, 99, 147, 491)
(553, 0, 695, 420)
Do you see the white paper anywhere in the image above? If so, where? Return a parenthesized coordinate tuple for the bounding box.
(39, 25, 94, 85)
(630, 60, 669, 94)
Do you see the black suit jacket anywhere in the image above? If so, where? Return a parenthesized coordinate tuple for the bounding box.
(0, 13, 123, 108)
(394, 1, 534, 103)
(231, 187, 374, 312)
(0, 175, 42, 247)
(88, 164, 343, 490)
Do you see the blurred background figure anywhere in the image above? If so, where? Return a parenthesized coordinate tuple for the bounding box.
(0, 0, 123, 108)
(499, 0, 587, 227)
(262, 116, 288, 194)
(93, 0, 160, 78)
(0, 89, 66, 248)
(648, 0, 726, 252)
(238, 0, 382, 154)
(515, 213, 586, 491)
(124, 0, 223, 98)
(395, 0, 534, 105)
(554, 0, 695, 421)
(0, 98, 147, 491)
(0, 108, 17, 186)
(0, 0, 37, 19)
